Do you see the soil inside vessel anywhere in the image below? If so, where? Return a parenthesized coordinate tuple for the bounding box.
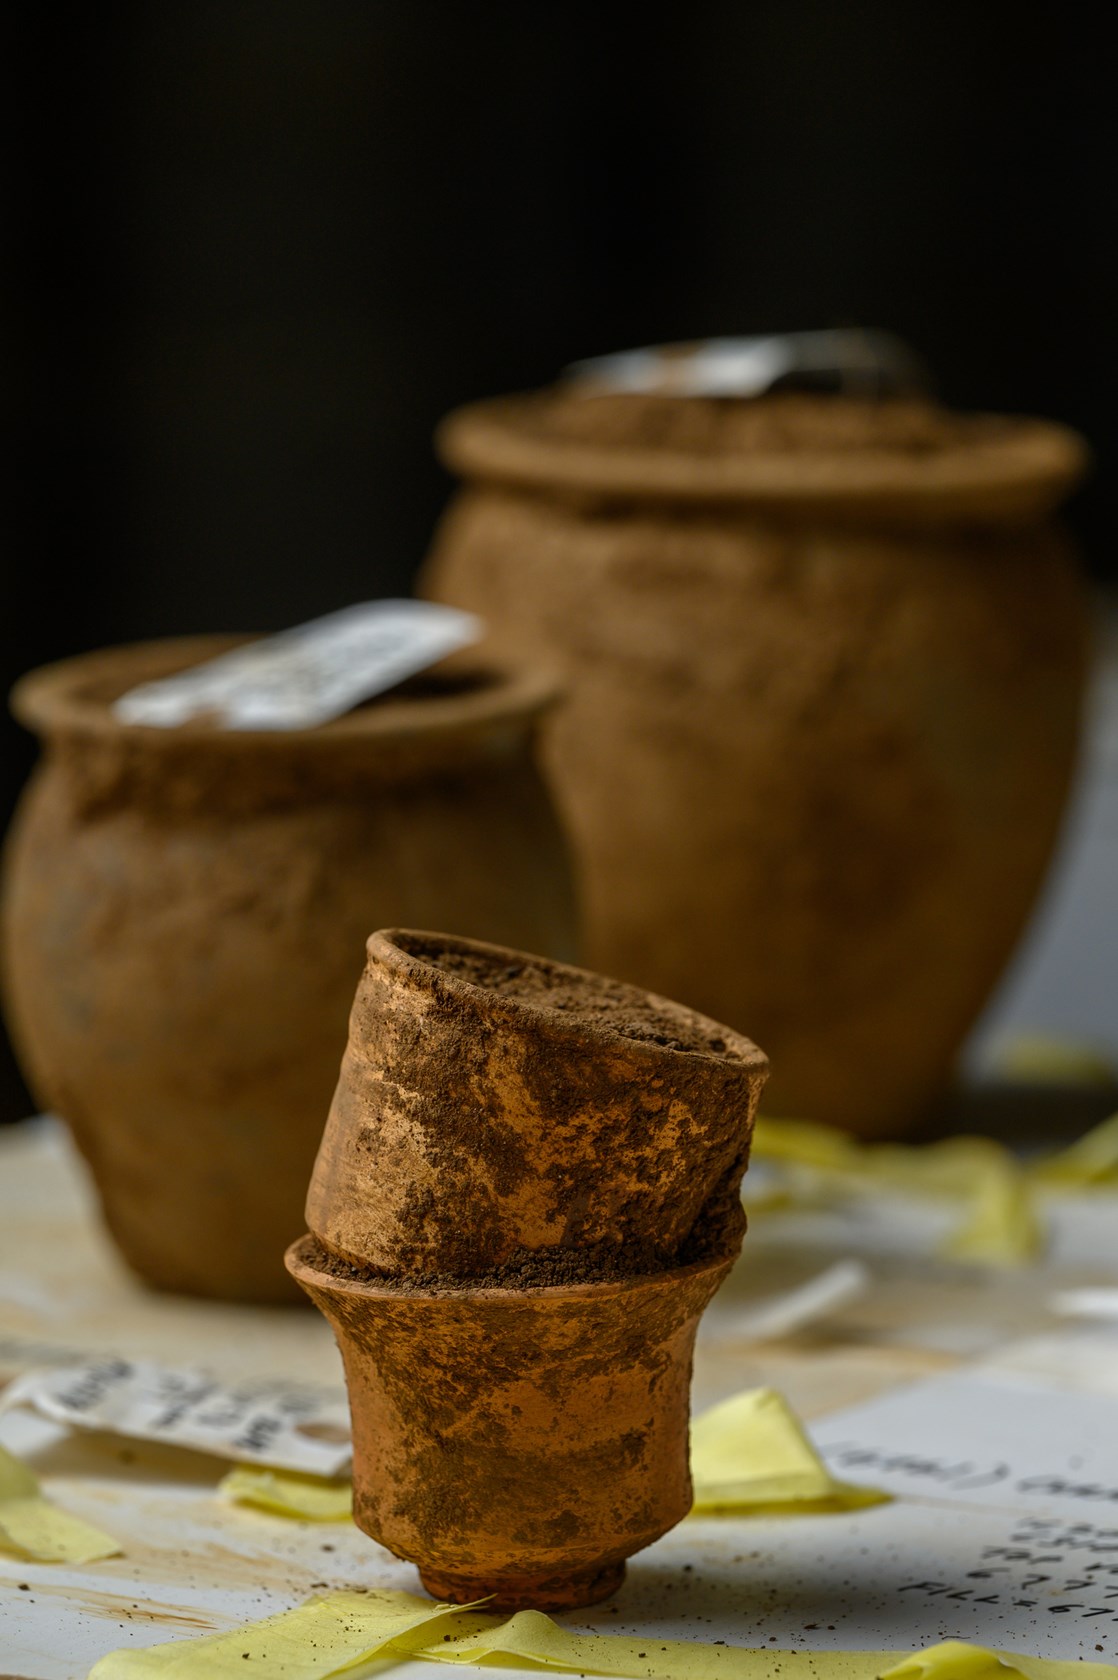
(396, 932, 738, 1058)
(526, 390, 1009, 457)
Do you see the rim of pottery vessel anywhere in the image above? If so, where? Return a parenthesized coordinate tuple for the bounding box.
(364, 927, 770, 1074)
(437, 392, 1089, 521)
(10, 635, 561, 749)
(285, 1230, 737, 1303)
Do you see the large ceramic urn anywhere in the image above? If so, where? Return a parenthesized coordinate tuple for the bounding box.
(2, 638, 577, 1300)
(422, 388, 1089, 1134)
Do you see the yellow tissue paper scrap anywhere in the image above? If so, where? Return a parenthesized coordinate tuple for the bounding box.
(1032, 1109, 1118, 1188)
(941, 1152, 1044, 1267)
(753, 1119, 1023, 1200)
(863, 1136, 1017, 1199)
(219, 1464, 354, 1522)
(87, 1589, 480, 1680)
(751, 1116, 861, 1171)
(751, 1119, 1043, 1267)
(0, 1441, 120, 1564)
(880, 1640, 1118, 1680)
(419, 1624, 1118, 1680)
(86, 1590, 1118, 1680)
(398, 1604, 881, 1677)
(988, 1032, 1117, 1088)
(689, 1386, 890, 1514)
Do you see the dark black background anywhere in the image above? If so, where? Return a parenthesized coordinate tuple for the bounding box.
(3, 3, 1113, 1117)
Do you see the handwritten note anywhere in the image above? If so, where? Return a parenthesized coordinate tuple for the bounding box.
(813, 1369, 1118, 1515)
(1, 1359, 351, 1475)
(688, 1366, 1118, 1655)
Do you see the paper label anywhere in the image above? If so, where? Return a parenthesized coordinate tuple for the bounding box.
(113, 600, 483, 730)
(1, 1359, 352, 1475)
(566, 330, 928, 399)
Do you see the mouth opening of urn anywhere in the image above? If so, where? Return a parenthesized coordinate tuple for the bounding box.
(390, 930, 747, 1060)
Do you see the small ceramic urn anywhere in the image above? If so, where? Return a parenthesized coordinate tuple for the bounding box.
(288, 928, 767, 1610)
(2, 640, 577, 1301)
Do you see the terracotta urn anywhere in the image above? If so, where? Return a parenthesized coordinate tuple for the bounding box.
(2, 639, 577, 1301)
(289, 928, 767, 1609)
(421, 387, 1090, 1135)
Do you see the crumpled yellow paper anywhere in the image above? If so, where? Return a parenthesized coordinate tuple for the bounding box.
(87, 1589, 478, 1679)
(880, 1639, 1113, 1680)
(219, 1465, 353, 1522)
(0, 1441, 120, 1563)
(86, 1589, 1118, 1680)
(690, 1386, 890, 1514)
(1031, 1109, 1118, 1188)
(750, 1119, 1043, 1266)
(988, 1032, 1117, 1088)
(939, 1149, 1044, 1267)
(383, 1604, 879, 1678)
(750, 1117, 860, 1172)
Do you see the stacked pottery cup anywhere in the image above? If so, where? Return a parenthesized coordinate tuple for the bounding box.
(288, 927, 768, 1611)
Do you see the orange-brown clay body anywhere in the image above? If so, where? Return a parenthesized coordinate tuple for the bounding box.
(291, 929, 766, 1608)
(287, 1232, 735, 1611)
(306, 929, 767, 1278)
(422, 390, 1089, 1134)
(1, 642, 577, 1301)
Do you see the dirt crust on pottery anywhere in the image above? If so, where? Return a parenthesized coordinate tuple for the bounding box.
(297, 1192, 745, 1290)
(287, 1221, 739, 1611)
(404, 932, 736, 1055)
(305, 929, 767, 1281)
